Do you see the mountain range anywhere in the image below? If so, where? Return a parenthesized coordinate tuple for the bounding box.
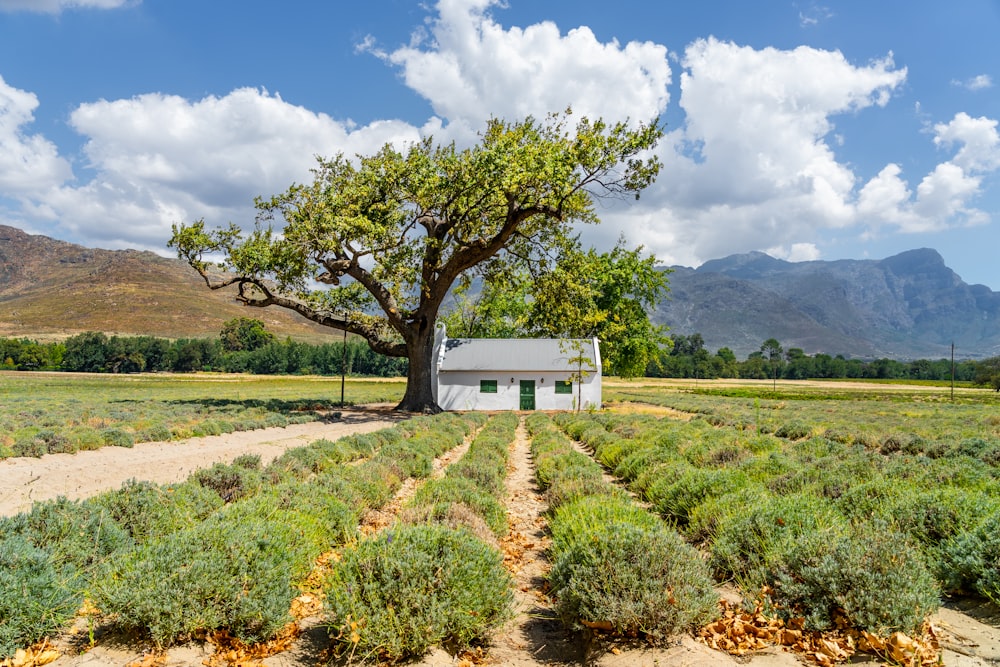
(654, 248, 1000, 359)
(1, 224, 998, 359)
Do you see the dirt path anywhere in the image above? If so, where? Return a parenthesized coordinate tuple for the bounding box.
(488, 419, 583, 666)
(0, 409, 401, 517)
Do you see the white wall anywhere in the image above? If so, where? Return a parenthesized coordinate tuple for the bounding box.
(437, 371, 601, 411)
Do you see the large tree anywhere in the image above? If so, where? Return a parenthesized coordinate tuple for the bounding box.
(170, 113, 662, 412)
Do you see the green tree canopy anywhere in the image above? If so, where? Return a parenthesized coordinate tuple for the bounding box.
(443, 240, 669, 378)
(220, 317, 275, 352)
(973, 357, 1000, 392)
(170, 112, 662, 411)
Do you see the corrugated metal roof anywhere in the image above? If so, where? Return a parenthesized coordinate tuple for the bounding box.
(439, 337, 599, 372)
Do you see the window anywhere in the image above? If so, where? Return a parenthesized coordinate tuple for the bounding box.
(555, 380, 572, 394)
(480, 379, 497, 393)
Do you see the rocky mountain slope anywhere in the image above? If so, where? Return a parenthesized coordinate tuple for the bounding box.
(655, 248, 1000, 359)
(0, 225, 333, 342)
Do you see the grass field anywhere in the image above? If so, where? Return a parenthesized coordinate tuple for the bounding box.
(0, 371, 406, 459)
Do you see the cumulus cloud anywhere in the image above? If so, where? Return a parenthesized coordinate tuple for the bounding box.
(38, 88, 421, 249)
(0, 75, 72, 194)
(858, 113, 999, 234)
(611, 38, 907, 266)
(0, 0, 133, 12)
(372, 0, 671, 141)
(766, 242, 822, 262)
(952, 74, 993, 91)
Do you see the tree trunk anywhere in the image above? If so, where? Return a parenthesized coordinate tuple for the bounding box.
(395, 327, 442, 413)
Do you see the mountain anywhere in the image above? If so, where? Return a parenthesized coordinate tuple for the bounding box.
(654, 248, 1000, 359)
(0, 225, 334, 342)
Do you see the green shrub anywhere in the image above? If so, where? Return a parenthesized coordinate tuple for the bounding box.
(548, 522, 717, 642)
(410, 477, 508, 537)
(136, 423, 173, 443)
(710, 492, 846, 585)
(100, 427, 135, 448)
(941, 511, 1000, 600)
(549, 496, 661, 554)
(94, 509, 311, 646)
(11, 436, 46, 458)
(192, 461, 263, 503)
(767, 525, 938, 635)
(0, 496, 131, 570)
(646, 466, 749, 527)
(324, 524, 514, 662)
(95, 479, 223, 542)
(0, 536, 80, 659)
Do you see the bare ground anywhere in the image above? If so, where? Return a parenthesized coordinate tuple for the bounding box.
(0, 409, 402, 517)
(6, 413, 1000, 667)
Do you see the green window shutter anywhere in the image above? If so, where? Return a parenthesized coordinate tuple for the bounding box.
(555, 380, 573, 394)
(480, 379, 498, 393)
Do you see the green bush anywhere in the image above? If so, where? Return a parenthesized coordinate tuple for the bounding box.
(710, 492, 846, 585)
(324, 524, 514, 662)
(192, 460, 263, 503)
(0, 536, 80, 659)
(767, 524, 938, 635)
(548, 522, 717, 642)
(95, 479, 223, 542)
(410, 476, 508, 537)
(0, 496, 131, 569)
(941, 511, 1000, 601)
(100, 427, 135, 448)
(646, 466, 749, 527)
(548, 496, 661, 554)
(94, 509, 310, 646)
(136, 423, 173, 443)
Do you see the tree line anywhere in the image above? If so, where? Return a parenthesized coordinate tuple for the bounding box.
(648, 333, 992, 384)
(0, 318, 407, 377)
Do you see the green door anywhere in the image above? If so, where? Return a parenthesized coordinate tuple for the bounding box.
(519, 380, 536, 410)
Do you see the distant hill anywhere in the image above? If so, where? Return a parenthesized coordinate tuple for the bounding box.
(0, 225, 335, 342)
(654, 248, 1000, 359)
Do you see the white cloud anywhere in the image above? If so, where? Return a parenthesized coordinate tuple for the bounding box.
(0, 75, 72, 194)
(0, 0, 132, 12)
(952, 74, 993, 91)
(934, 112, 1000, 172)
(857, 113, 999, 234)
(36, 88, 421, 250)
(613, 38, 907, 266)
(766, 242, 821, 262)
(374, 0, 671, 141)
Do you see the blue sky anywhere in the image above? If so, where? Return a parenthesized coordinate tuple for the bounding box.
(1, 0, 998, 288)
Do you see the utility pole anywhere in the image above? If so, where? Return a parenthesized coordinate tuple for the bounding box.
(341, 325, 348, 406)
(951, 342, 955, 402)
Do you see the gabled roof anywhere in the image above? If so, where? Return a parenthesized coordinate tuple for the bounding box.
(438, 337, 599, 372)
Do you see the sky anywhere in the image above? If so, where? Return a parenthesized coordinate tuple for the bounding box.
(1, 0, 998, 288)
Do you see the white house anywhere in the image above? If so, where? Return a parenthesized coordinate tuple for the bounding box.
(431, 325, 602, 411)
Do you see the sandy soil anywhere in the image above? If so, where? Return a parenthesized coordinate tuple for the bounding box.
(0, 409, 401, 517)
(7, 412, 1000, 667)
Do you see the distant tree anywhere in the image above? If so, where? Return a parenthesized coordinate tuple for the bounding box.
(220, 317, 275, 352)
(760, 338, 783, 387)
(62, 332, 109, 372)
(973, 357, 1000, 392)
